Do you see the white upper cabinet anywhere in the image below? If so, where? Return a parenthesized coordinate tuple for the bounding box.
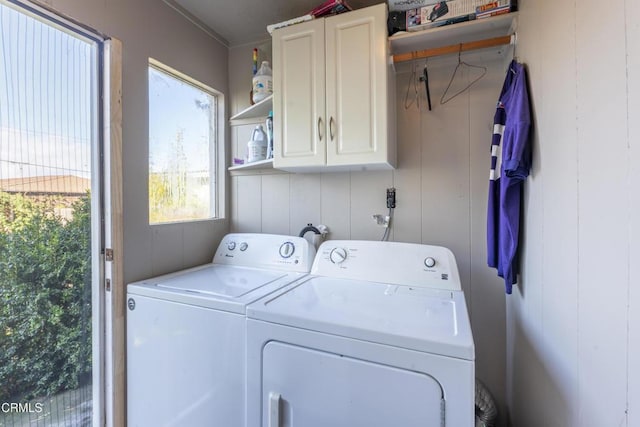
(273, 3, 396, 172)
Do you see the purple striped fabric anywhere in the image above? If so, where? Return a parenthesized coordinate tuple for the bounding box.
(487, 60, 532, 294)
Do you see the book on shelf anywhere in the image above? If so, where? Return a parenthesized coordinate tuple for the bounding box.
(476, 0, 511, 14)
(476, 6, 511, 19)
(387, 0, 441, 12)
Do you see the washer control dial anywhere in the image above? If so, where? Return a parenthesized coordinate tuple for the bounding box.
(239, 242, 248, 251)
(329, 247, 348, 264)
(227, 241, 236, 251)
(279, 242, 295, 258)
(424, 257, 436, 268)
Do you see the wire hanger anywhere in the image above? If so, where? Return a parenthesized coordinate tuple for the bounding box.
(403, 61, 420, 110)
(440, 44, 487, 105)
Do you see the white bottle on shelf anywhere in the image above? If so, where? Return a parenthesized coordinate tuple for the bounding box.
(265, 110, 274, 159)
(252, 61, 272, 104)
(246, 125, 268, 163)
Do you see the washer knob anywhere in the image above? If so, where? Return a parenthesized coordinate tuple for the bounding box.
(329, 247, 348, 264)
(424, 257, 436, 268)
(279, 242, 295, 258)
(239, 242, 248, 251)
(227, 241, 236, 251)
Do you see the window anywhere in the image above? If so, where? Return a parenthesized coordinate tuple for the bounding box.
(148, 60, 220, 224)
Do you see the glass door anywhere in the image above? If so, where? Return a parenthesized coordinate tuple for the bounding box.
(0, 1, 103, 425)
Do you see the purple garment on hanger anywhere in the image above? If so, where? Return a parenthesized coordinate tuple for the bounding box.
(487, 60, 532, 294)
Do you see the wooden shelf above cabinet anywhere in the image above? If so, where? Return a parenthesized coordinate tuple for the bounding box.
(389, 12, 518, 60)
(229, 94, 272, 126)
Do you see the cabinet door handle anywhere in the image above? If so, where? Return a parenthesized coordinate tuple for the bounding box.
(318, 117, 323, 141)
(329, 116, 335, 141)
(268, 392, 281, 427)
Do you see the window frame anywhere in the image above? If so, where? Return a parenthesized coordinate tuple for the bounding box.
(147, 58, 226, 224)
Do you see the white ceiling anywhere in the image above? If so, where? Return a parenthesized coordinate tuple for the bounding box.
(166, 0, 384, 47)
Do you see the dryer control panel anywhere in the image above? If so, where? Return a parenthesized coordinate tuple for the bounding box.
(313, 240, 461, 291)
(214, 233, 316, 273)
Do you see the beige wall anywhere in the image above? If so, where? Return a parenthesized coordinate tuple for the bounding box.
(230, 43, 511, 423)
(508, 0, 640, 426)
(44, 0, 230, 283)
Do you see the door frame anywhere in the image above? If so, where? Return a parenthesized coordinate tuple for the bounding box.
(102, 37, 125, 427)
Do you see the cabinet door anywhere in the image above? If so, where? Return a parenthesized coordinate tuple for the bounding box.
(261, 341, 444, 427)
(325, 3, 390, 167)
(273, 19, 326, 169)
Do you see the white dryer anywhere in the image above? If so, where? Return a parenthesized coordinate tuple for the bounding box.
(246, 240, 475, 427)
(126, 233, 315, 427)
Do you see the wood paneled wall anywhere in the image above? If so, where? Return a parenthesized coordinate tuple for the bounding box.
(508, 0, 640, 426)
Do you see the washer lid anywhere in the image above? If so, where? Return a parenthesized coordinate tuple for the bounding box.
(247, 276, 474, 360)
(128, 264, 308, 314)
(154, 265, 287, 298)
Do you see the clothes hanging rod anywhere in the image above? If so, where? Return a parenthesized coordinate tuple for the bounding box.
(393, 34, 514, 63)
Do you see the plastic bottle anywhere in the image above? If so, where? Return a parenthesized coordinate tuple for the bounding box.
(252, 61, 273, 104)
(265, 110, 274, 159)
(247, 125, 268, 163)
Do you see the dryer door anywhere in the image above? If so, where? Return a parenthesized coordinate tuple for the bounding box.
(261, 341, 444, 427)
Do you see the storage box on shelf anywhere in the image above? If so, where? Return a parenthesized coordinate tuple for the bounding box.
(389, 11, 518, 57)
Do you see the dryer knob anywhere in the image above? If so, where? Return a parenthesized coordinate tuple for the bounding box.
(279, 242, 295, 258)
(424, 257, 436, 268)
(329, 247, 348, 264)
(227, 241, 236, 251)
(240, 242, 248, 251)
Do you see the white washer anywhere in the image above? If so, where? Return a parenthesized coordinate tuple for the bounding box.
(126, 233, 315, 427)
(246, 240, 475, 427)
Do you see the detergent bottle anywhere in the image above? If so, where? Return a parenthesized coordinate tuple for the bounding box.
(252, 61, 272, 103)
(246, 125, 268, 163)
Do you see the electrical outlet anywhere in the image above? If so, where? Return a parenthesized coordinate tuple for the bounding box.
(386, 188, 396, 209)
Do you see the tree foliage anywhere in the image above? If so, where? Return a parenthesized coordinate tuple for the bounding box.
(0, 191, 92, 401)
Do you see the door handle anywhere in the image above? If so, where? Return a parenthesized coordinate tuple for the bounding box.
(268, 392, 281, 427)
(329, 116, 335, 141)
(318, 117, 323, 141)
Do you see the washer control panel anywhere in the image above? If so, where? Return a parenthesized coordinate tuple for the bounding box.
(329, 247, 348, 264)
(214, 233, 315, 273)
(313, 240, 461, 291)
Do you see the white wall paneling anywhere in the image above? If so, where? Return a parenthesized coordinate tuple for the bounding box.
(261, 174, 291, 234)
(628, 0, 640, 422)
(508, 0, 637, 426)
(576, 0, 628, 421)
(392, 71, 422, 245)
(320, 173, 351, 240)
(235, 175, 263, 233)
(290, 174, 322, 234)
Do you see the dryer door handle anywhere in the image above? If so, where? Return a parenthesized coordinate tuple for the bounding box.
(268, 392, 282, 427)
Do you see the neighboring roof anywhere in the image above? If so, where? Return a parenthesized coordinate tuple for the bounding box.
(0, 175, 90, 196)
